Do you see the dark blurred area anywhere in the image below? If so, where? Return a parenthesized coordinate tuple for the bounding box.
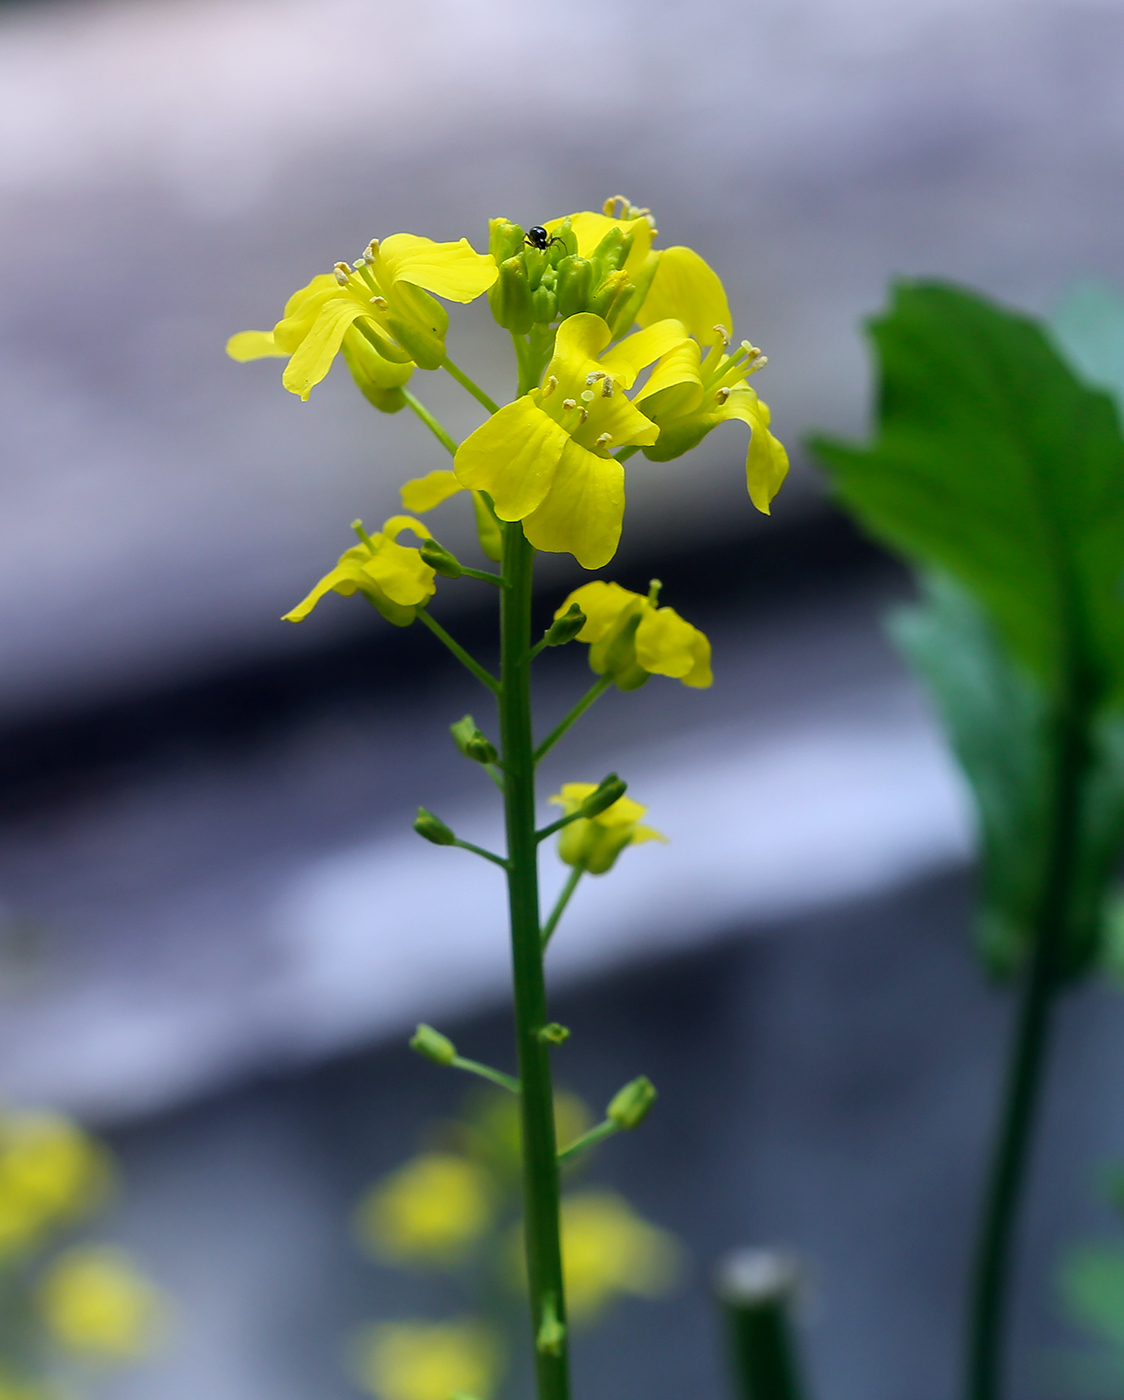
(3, 0, 1124, 1397)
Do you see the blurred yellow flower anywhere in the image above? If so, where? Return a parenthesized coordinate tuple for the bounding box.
(0, 1374, 51, 1400)
(0, 1112, 110, 1260)
(454, 313, 688, 569)
(354, 1318, 502, 1400)
(356, 1153, 495, 1267)
(284, 517, 435, 628)
(555, 579, 711, 691)
(227, 234, 497, 397)
(38, 1245, 165, 1361)
(551, 784, 665, 876)
(634, 246, 789, 513)
(560, 1192, 680, 1324)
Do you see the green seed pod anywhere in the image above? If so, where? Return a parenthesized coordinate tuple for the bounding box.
(414, 807, 456, 845)
(410, 1023, 457, 1064)
(580, 774, 627, 818)
(419, 538, 463, 578)
(607, 1075, 657, 1130)
(488, 256, 535, 334)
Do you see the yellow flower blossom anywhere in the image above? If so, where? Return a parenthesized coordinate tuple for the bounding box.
(0, 1112, 110, 1260)
(38, 1246, 165, 1360)
(454, 314, 688, 568)
(354, 1318, 502, 1400)
(284, 517, 435, 628)
(355, 1153, 495, 1267)
(551, 784, 665, 875)
(556, 579, 712, 691)
(559, 1192, 681, 1324)
(227, 234, 497, 399)
(634, 246, 789, 512)
(545, 196, 658, 284)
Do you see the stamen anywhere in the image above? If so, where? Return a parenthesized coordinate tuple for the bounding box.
(562, 398, 578, 411)
(713, 323, 732, 349)
(369, 295, 389, 309)
(365, 240, 379, 260)
(716, 386, 732, 403)
(600, 378, 614, 398)
(578, 408, 589, 423)
(334, 262, 352, 285)
(647, 578, 663, 606)
(585, 371, 605, 385)
(350, 518, 378, 552)
(354, 255, 369, 266)
(595, 432, 613, 447)
(580, 389, 595, 403)
(542, 375, 558, 397)
(751, 354, 768, 370)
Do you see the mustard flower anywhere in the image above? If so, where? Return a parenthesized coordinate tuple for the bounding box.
(226, 234, 497, 399)
(558, 1192, 680, 1324)
(355, 1153, 495, 1267)
(354, 1318, 502, 1400)
(634, 246, 789, 512)
(551, 784, 665, 875)
(38, 1246, 165, 1360)
(0, 1113, 109, 1260)
(454, 314, 688, 568)
(284, 517, 435, 628)
(556, 580, 712, 691)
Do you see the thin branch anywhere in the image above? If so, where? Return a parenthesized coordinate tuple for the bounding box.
(541, 868, 583, 949)
(451, 1056, 520, 1094)
(418, 610, 500, 694)
(442, 356, 501, 414)
(557, 1119, 619, 1166)
(453, 838, 509, 870)
(533, 675, 613, 764)
(402, 388, 458, 456)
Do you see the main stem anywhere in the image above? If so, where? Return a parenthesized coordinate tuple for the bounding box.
(965, 705, 1087, 1400)
(499, 520, 570, 1400)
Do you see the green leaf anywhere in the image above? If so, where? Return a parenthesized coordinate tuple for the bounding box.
(1063, 1246, 1124, 1353)
(1051, 280, 1124, 408)
(812, 281, 1124, 708)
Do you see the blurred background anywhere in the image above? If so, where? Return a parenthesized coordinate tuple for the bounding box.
(3, 0, 1124, 1397)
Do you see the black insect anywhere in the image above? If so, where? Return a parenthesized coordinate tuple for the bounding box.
(524, 225, 566, 251)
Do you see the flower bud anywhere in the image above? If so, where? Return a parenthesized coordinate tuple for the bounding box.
(541, 603, 587, 648)
(414, 807, 456, 845)
(339, 331, 412, 414)
(419, 538, 463, 579)
(383, 281, 449, 371)
(451, 715, 499, 766)
(606, 1075, 657, 1130)
(580, 774, 627, 818)
(488, 255, 535, 334)
(410, 1023, 456, 1065)
(531, 284, 557, 326)
(488, 217, 526, 264)
(555, 256, 595, 319)
(586, 268, 633, 323)
(589, 226, 632, 276)
(537, 1023, 571, 1045)
(548, 217, 579, 262)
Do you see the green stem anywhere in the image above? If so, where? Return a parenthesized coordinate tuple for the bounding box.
(418, 610, 499, 694)
(536, 811, 585, 844)
(443, 357, 501, 414)
(533, 675, 613, 764)
(402, 388, 458, 456)
(556, 1117, 618, 1165)
(965, 705, 1088, 1400)
(452, 838, 508, 869)
(459, 565, 505, 586)
(613, 445, 639, 463)
(450, 1055, 520, 1094)
(498, 521, 570, 1400)
(541, 868, 583, 949)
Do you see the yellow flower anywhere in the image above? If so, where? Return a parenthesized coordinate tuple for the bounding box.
(550, 784, 665, 875)
(634, 246, 789, 513)
(0, 1112, 110, 1260)
(355, 1154, 495, 1267)
(284, 517, 435, 628)
(555, 579, 712, 691)
(454, 314, 688, 569)
(354, 1318, 502, 1400)
(38, 1246, 165, 1361)
(546, 197, 658, 284)
(226, 234, 497, 399)
(559, 1192, 680, 1324)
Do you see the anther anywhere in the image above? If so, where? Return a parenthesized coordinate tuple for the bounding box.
(334, 262, 352, 283)
(585, 371, 605, 385)
(752, 354, 769, 369)
(369, 295, 389, 309)
(713, 323, 732, 348)
(595, 432, 613, 447)
(578, 408, 589, 423)
(562, 398, 577, 411)
(580, 389, 595, 403)
(600, 377, 614, 397)
(364, 240, 379, 260)
(542, 375, 558, 397)
(716, 386, 732, 403)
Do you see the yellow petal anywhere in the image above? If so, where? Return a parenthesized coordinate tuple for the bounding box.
(380, 515, 433, 542)
(282, 298, 367, 400)
(682, 628, 713, 688)
(636, 246, 733, 346)
(455, 398, 568, 520)
(282, 272, 339, 320)
(723, 386, 790, 514)
(554, 581, 641, 642)
(595, 793, 649, 828)
(552, 211, 655, 279)
(363, 538, 436, 607)
(628, 824, 668, 846)
(521, 438, 625, 569)
(634, 606, 706, 680)
(576, 388, 661, 451)
(550, 782, 598, 813)
(634, 340, 705, 419)
(226, 330, 288, 361)
(401, 471, 466, 513)
(598, 319, 688, 389)
(273, 281, 347, 353)
(283, 556, 368, 622)
(376, 234, 497, 302)
(551, 313, 613, 370)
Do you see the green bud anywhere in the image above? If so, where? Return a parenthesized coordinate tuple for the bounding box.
(587, 268, 632, 321)
(605, 249, 662, 337)
(419, 537, 463, 579)
(414, 807, 456, 845)
(580, 774, 627, 818)
(606, 1075, 657, 1130)
(541, 603, 587, 648)
(523, 246, 549, 289)
(384, 282, 449, 371)
(593, 609, 649, 691)
(531, 284, 557, 325)
(488, 217, 526, 264)
(555, 256, 594, 319)
(409, 1023, 456, 1065)
(488, 256, 535, 334)
(536, 1297, 566, 1357)
(549, 217, 579, 262)
(590, 225, 629, 275)
(538, 1023, 571, 1045)
(451, 715, 500, 766)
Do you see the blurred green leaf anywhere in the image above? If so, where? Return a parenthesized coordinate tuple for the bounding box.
(1063, 1246, 1124, 1353)
(1051, 281, 1124, 407)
